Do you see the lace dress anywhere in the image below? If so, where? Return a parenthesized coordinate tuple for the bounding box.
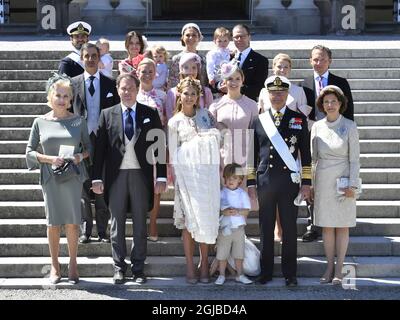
(168, 108, 220, 244)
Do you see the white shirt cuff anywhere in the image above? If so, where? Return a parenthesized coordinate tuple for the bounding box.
(156, 178, 167, 182)
(92, 180, 103, 184)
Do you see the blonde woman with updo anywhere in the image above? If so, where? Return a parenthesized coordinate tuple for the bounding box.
(168, 78, 220, 284)
(26, 74, 91, 285)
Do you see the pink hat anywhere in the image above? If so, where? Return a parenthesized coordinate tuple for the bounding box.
(179, 52, 202, 69)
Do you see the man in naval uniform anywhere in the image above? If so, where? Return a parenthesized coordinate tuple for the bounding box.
(58, 21, 91, 77)
(247, 75, 312, 287)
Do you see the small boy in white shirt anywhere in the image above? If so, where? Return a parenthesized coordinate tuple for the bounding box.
(96, 38, 113, 78)
(206, 27, 231, 91)
(215, 163, 253, 285)
(151, 45, 169, 91)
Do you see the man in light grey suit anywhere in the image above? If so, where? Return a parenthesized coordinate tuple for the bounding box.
(71, 43, 120, 244)
(92, 74, 167, 284)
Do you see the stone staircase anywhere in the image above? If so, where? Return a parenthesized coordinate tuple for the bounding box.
(0, 47, 399, 282)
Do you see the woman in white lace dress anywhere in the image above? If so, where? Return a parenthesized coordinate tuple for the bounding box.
(168, 78, 220, 284)
(311, 85, 360, 285)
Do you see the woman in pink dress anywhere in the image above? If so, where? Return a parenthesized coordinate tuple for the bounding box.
(166, 52, 213, 121)
(209, 60, 258, 171)
(136, 58, 167, 242)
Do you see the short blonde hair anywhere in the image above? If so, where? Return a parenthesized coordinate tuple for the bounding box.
(151, 45, 168, 61)
(138, 57, 156, 71)
(213, 27, 231, 40)
(272, 53, 292, 68)
(47, 79, 73, 106)
(96, 37, 110, 50)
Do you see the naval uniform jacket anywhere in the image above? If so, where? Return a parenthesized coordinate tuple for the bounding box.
(58, 53, 84, 78)
(248, 107, 312, 187)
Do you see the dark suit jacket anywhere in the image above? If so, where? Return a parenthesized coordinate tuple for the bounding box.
(248, 108, 311, 187)
(93, 103, 167, 210)
(58, 57, 84, 78)
(71, 73, 120, 120)
(302, 72, 354, 121)
(240, 49, 269, 102)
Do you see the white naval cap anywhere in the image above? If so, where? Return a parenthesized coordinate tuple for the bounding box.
(67, 21, 91, 35)
(264, 75, 291, 91)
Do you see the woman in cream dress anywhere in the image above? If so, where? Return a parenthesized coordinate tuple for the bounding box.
(168, 78, 220, 284)
(311, 85, 360, 285)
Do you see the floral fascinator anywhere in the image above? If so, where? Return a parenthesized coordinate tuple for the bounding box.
(46, 72, 72, 94)
(219, 59, 240, 80)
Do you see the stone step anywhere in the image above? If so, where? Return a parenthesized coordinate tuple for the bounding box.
(354, 102, 400, 113)
(358, 127, 400, 139)
(2, 125, 400, 146)
(0, 167, 398, 185)
(1, 255, 399, 278)
(0, 115, 38, 127)
(1, 139, 399, 155)
(0, 103, 50, 115)
(359, 140, 400, 153)
(2, 153, 398, 170)
(0, 217, 399, 238)
(355, 114, 400, 126)
(290, 69, 400, 79)
(0, 200, 398, 219)
(0, 236, 398, 258)
(0, 113, 394, 128)
(0, 90, 394, 104)
(1, 58, 399, 71)
(1, 49, 400, 60)
(2, 78, 400, 92)
(2, 68, 400, 81)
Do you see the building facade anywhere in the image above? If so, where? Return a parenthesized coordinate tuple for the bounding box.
(1, 0, 400, 35)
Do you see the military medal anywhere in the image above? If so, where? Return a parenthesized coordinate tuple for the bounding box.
(291, 172, 301, 184)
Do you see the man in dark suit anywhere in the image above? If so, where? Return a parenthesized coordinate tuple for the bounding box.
(92, 74, 167, 284)
(301, 45, 354, 242)
(248, 76, 312, 287)
(229, 24, 269, 101)
(71, 43, 120, 244)
(58, 21, 91, 77)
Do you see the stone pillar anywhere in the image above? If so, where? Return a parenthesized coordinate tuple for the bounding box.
(287, 0, 321, 34)
(314, 0, 332, 34)
(114, 0, 146, 32)
(330, 0, 365, 35)
(254, 0, 289, 34)
(81, 0, 113, 34)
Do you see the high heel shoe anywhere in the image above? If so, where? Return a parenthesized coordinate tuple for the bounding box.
(49, 263, 61, 284)
(68, 263, 79, 284)
(319, 275, 333, 284)
(332, 277, 343, 285)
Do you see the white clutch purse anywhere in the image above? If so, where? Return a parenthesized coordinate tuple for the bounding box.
(336, 177, 362, 194)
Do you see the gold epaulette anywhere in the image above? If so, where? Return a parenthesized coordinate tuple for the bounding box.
(302, 166, 312, 180)
(247, 167, 256, 181)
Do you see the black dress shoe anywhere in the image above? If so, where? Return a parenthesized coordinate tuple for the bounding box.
(256, 275, 272, 284)
(302, 230, 319, 242)
(79, 235, 91, 244)
(133, 272, 147, 284)
(98, 234, 110, 243)
(285, 277, 298, 287)
(113, 271, 125, 284)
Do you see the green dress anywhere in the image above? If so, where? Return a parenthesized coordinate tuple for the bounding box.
(26, 115, 91, 226)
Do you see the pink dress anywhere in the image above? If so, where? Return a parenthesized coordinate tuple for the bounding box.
(209, 94, 258, 168)
(165, 85, 214, 121)
(137, 88, 167, 127)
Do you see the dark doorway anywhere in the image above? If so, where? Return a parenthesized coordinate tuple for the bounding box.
(152, 0, 251, 20)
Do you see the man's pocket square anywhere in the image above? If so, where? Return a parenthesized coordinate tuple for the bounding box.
(106, 92, 113, 98)
(143, 118, 150, 124)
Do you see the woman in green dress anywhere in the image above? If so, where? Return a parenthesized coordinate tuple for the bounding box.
(26, 74, 91, 284)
